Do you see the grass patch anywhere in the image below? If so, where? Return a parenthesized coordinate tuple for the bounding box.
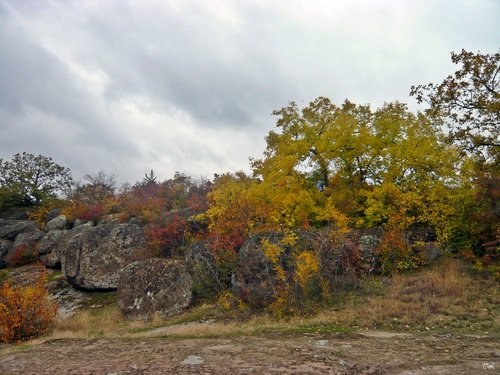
(280, 323, 352, 335)
(12, 344, 34, 351)
(52, 304, 127, 338)
(46, 271, 63, 282)
(321, 258, 499, 334)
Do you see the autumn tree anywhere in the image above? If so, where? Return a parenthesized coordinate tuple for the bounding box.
(0, 152, 73, 206)
(411, 50, 499, 259)
(207, 98, 463, 269)
(410, 49, 499, 165)
(61, 170, 119, 223)
(75, 170, 117, 205)
(250, 98, 462, 234)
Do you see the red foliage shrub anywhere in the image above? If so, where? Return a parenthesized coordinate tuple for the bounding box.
(144, 214, 189, 256)
(375, 226, 413, 274)
(6, 244, 39, 268)
(62, 202, 106, 224)
(120, 183, 166, 223)
(208, 230, 246, 259)
(77, 204, 104, 223)
(187, 193, 208, 212)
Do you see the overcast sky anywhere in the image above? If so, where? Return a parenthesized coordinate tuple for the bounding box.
(0, 0, 498, 184)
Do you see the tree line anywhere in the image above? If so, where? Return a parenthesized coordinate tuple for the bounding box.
(1, 49, 498, 275)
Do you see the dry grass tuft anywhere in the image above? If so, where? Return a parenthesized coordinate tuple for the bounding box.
(280, 258, 498, 333)
(51, 305, 126, 339)
(393, 258, 470, 298)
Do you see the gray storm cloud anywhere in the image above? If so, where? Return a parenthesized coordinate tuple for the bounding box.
(0, 0, 498, 183)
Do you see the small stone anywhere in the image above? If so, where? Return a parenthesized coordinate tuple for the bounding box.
(315, 339, 328, 347)
(181, 355, 204, 365)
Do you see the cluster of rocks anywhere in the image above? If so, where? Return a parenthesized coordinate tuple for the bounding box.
(1, 210, 442, 321)
(0, 219, 42, 269)
(0, 214, 193, 321)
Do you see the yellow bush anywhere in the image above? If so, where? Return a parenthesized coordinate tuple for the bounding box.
(295, 251, 319, 288)
(217, 291, 240, 311)
(261, 239, 282, 264)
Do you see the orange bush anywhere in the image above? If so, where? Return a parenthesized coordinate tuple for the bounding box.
(0, 269, 58, 343)
(61, 202, 105, 224)
(376, 225, 413, 274)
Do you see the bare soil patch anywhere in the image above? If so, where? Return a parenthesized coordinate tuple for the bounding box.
(0, 331, 498, 374)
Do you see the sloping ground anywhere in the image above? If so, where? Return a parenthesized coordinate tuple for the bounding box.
(1, 259, 498, 373)
(0, 332, 498, 374)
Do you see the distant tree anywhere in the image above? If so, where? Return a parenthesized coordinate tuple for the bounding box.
(71, 170, 116, 205)
(0, 186, 23, 211)
(410, 49, 499, 164)
(0, 152, 73, 205)
(142, 170, 158, 185)
(161, 172, 194, 211)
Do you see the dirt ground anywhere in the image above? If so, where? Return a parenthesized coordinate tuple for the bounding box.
(0, 331, 498, 374)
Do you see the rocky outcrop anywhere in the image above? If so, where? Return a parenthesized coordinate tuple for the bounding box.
(0, 219, 38, 241)
(39, 222, 95, 268)
(345, 227, 383, 274)
(45, 215, 67, 232)
(0, 219, 41, 267)
(98, 214, 122, 225)
(63, 223, 151, 290)
(13, 229, 44, 248)
(0, 207, 30, 220)
(232, 234, 280, 308)
(185, 241, 220, 299)
(39, 230, 67, 268)
(117, 258, 193, 320)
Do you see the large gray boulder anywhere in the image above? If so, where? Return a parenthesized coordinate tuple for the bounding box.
(117, 258, 193, 321)
(45, 214, 67, 232)
(72, 219, 93, 228)
(13, 229, 44, 248)
(39, 224, 94, 268)
(0, 220, 39, 241)
(63, 223, 151, 290)
(38, 230, 68, 268)
(44, 208, 62, 223)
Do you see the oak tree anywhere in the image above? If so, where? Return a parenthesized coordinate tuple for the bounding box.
(410, 49, 499, 164)
(0, 152, 73, 205)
